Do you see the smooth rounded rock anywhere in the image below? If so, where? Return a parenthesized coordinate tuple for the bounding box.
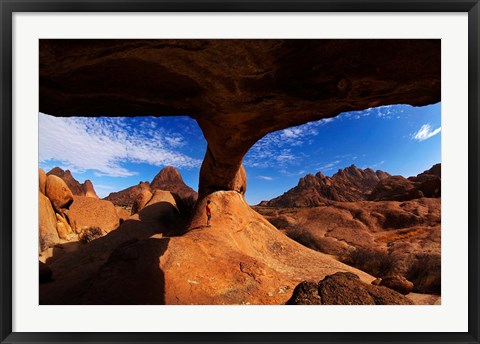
(45, 175, 74, 213)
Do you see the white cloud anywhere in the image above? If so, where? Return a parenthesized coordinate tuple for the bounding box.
(39, 113, 202, 177)
(244, 119, 332, 168)
(372, 160, 385, 168)
(317, 160, 341, 172)
(342, 104, 401, 120)
(412, 124, 442, 142)
(257, 176, 273, 181)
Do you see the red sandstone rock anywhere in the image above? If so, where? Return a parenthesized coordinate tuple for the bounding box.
(115, 206, 131, 222)
(39, 192, 59, 251)
(131, 188, 153, 215)
(48, 167, 99, 198)
(68, 196, 120, 233)
(82, 180, 99, 198)
(55, 213, 73, 240)
(150, 166, 198, 210)
(379, 275, 414, 295)
(264, 165, 390, 207)
(369, 176, 419, 201)
(287, 272, 413, 305)
(40, 191, 375, 305)
(39, 168, 47, 195)
(45, 175, 74, 213)
(105, 181, 151, 208)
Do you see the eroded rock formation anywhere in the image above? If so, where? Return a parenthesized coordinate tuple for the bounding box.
(48, 167, 99, 198)
(68, 196, 120, 233)
(262, 164, 440, 207)
(38, 40, 441, 304)
(106, 166, 197, 214)
(40, 39, 440, 197)
(262, 165, 391, 207)
(40, 191, 375, 305)
(286, 272, 414, 305)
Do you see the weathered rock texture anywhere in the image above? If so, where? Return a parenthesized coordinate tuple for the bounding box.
(39, 168, 47, 195)
(40, 191, 376, 305)
(256, 197, 441, 294)
(131, 188, 153, 215)
(48, 167, 99, 198)
(150, 166, 197, 211)
(262, 164, 441, 207)
(68, 196, 120, 233)
(287, 272, 413, 305)
(263, 165, 391, 207)
(40, 39, 440, 196)
(45, 175, 74, 213)
(39, 192, 60, 251)
(105, 182, 151, 208)
(370, 164, 441, 201)
(105, 167, 197, 213)
(379, 275, 414, 295)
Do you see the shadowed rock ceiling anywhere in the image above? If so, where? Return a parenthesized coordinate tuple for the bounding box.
(40, 39, 440, 196)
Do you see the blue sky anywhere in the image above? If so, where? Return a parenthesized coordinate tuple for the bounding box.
(39, 102, 441, 205)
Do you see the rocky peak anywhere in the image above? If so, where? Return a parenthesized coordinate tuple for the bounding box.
(83, 180, 99, 199)
(263, 165, 393, 207)
(420, 163, 441, 178)
(106, 167, 197, 210)
(298, 174, 318, 188)
(151, 166, 184, 188)
(344, 164, 362, 177)
(47, 167, 84, 196)
(375, 170, 390, 180)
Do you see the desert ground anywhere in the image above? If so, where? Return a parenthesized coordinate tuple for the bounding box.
(39, 164, 440, 305)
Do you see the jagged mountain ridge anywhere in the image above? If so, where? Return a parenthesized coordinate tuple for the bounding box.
(261, 164, 441, 207)
(262, 165, 390, 207)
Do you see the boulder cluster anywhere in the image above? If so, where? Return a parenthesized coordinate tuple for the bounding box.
(39, 168, 75, 251)
(286, 272, 414, 305)
(38, 168, 120, 252)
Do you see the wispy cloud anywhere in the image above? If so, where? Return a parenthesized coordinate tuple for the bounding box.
(279, 169, 307, 177)
(245, 119, 332, 168)
(39, 113, 202, 177)
(257, 175, 273, 181)
(317, 160, 341, 172)
(342, 105, 403, 120)
(412, 124, 442, 142)
(372, 160, 385, 168)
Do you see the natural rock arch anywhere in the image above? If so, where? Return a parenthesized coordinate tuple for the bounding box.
(40, 39, 440, 198)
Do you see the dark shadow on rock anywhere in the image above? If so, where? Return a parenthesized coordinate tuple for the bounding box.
(39, 261, 52, 283)
(286, 272, 414, 305)
(40, 202, 179, 304)
(80, 237, 170, 304)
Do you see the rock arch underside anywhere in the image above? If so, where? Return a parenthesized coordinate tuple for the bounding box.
(39, 39, 441, 305)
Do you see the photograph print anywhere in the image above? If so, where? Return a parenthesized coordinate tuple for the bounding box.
(38, 39, 441, 305)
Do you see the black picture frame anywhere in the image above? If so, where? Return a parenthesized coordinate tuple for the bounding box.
(1, 1, 479, 343)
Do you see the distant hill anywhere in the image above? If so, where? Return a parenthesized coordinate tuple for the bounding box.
(260, 163, 440, 207)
